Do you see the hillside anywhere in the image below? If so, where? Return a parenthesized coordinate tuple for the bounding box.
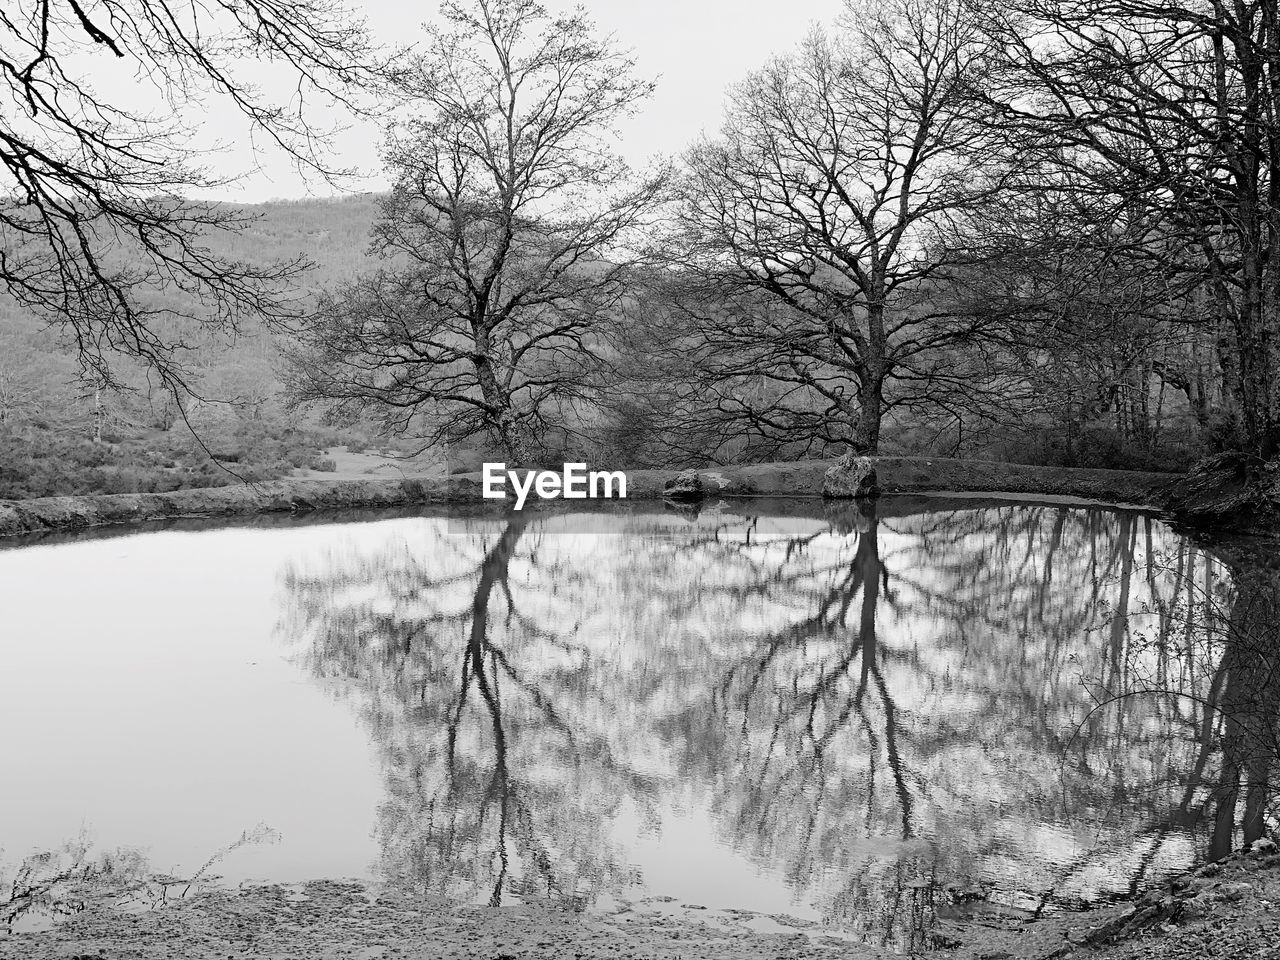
(0, 195, 386, 499)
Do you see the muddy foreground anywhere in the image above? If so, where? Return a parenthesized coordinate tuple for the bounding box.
(4, 842, 1279, 960)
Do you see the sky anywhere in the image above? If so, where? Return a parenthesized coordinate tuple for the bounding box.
(190, 0, 849, 203)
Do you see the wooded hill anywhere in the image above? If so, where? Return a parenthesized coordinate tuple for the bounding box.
(0, 195, 380, 499)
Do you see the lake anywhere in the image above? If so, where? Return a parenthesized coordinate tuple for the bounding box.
(0, 497, 1261, 947)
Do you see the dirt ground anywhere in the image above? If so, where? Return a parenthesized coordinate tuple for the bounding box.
(0, 882, 871, 960)
(5, 842, 1279, 960)
(292, 446, 447, 481)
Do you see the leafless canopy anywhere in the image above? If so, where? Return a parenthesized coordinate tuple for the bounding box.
(972, 0, 1280, 458)
(286, 0, 667, 463)
(670, 0, 1016, 455)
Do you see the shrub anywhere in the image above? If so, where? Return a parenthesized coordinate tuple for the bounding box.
(0, 414, 392, 500)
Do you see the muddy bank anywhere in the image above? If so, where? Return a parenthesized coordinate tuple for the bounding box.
(1162, 452, 1280, 538)
(947, 838, 1280, 960)
(0, 475, 476, 539)
(5, 840, 1278, 960)
(0, 881, 869, 960)
(0, 456, 1175, 539)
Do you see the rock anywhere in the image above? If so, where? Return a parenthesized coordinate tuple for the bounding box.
(1247, 838, 1278, 857)
(663, 470, 703, 500)
(1139, 888, 1165, 907)
(1197, 862, 1223, 878)
(1222, 882, 1252, 902)
(1083, 910, 1137, 944)
(699, 471, 750, 495)
(822, 453, 879, 499)
(930, 931, 963, 950)
(1177, 897, 1210, 921)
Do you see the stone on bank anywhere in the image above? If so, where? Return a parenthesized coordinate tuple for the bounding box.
(823, 453, 879, 499)
(663, 469, 704, 500)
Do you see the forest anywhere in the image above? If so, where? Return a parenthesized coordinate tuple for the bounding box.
(1, 0, 1279, 516)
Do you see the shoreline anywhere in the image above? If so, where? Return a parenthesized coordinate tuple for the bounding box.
(4, 841, 1277, 960)
(0, 456, 1176, 540)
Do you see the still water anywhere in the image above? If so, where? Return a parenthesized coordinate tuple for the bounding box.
(0, 499, 1244, 942)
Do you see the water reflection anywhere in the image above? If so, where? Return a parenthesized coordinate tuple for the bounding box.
(1213, 552, 1280, 856)
(278, 502, 1269, 948)
(1, 826, 278, 934)
(284, 514, 652, 909)
(1, 837, 145, 934)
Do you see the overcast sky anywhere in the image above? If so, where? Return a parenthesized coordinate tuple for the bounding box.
(200, 0, 847, 203)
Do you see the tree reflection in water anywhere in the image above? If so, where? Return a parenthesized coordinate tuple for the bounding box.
(1, 826, 278, 933)
(282, 515, 655, 909)
(279, 503, 1271, 949)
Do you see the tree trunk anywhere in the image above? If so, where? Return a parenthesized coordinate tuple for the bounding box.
(853, 302, 887, 455)
(495, 410, 534, 467)
(473, 348, 534, 466)
(92, 387, 104, 444)
(853, 383, 883, 455)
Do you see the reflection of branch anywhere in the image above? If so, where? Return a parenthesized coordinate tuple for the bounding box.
(870, 662, 914, 840)
(179, 823, 282, 898)
(2, 843, 125, 932)
(676, 503, 1234, 933)
(279, 502, 1243, 945)
(2, 827, 280, 932)
(284, 514, 654, 908)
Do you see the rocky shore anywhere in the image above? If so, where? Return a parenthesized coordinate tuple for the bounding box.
(0, 456, 1176, 539)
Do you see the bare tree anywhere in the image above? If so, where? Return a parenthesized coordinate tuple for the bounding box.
(286, 0, 666, 464)
(0, 0, 388, 401)
(974, 0, 1280, 462)
(672, 0, 1012, 455)
(960, 170, 1216, 465)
